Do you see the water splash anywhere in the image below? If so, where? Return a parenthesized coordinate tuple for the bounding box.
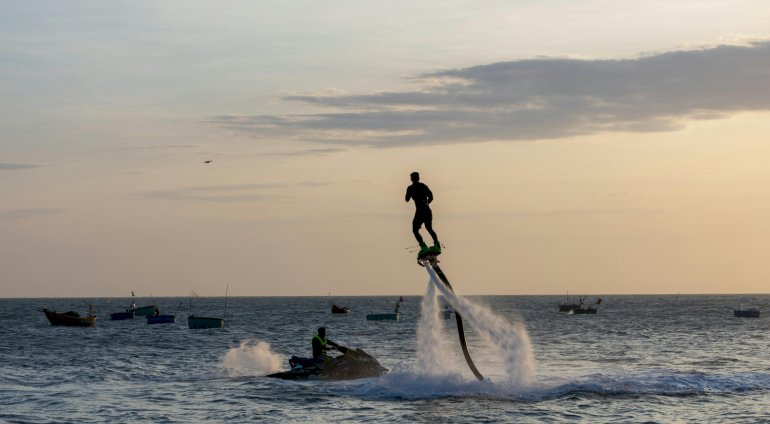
(424, 266, 535, 386)
(221, 339, 283, 377)
(415, 280, 452, 374)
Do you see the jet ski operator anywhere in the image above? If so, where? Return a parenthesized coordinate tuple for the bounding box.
(290, 327, 345, 368)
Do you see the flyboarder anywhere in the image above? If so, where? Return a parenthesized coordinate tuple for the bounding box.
(405, 171, 440, 258)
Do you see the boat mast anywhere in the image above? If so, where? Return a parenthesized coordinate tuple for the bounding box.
(223, 284, 229, 327)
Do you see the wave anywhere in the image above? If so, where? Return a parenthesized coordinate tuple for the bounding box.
(331, 369, 770, 401)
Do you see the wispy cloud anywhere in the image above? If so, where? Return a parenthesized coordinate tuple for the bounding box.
(0, 208, 66, 220)
(0, 163, 39, 170)
(141, 181, 329, 202)
(209, 42, 770, 146)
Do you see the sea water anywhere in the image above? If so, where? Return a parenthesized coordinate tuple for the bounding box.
(1, 289, 769, 422)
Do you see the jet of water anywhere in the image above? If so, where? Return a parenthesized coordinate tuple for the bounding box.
(425, 266, 536, 386)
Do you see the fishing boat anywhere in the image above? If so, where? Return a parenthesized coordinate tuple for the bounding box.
(734, 308, 760, 318)
(331, 304, 351, 314)
(187, 286, 228, 329)
(366, 298, 402, 321)
(566, 297, 602, 315)
(42, 305, 96, 327)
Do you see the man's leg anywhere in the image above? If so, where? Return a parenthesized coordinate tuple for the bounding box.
(413, 214, 431, 258)
(412, 215, 426, 246)
(424, 215, 439, 246)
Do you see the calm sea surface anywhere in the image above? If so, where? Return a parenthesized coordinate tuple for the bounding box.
(2, 292, 769, 423)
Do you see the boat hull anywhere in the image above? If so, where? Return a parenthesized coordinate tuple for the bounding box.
(133, 305, 157, 316)
(569, 308, 598, 315)
(43, 309, 96, 327)
(187, 315, 224, 329)
(110, 310, 135, 320)
(734, 309, 760, 318)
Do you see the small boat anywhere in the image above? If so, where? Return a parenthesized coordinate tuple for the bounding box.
(43, 305, 96, 327)
(366, 298, 402, 321)
(734, 308, 760, 318)
(187, 286, 227, 329)
(331, 304, 351, 314)
(267, 347, 388, 381)
(188, 315, 224, 329)
(147, 309, 175, 324)
(566, 297, 602, 315)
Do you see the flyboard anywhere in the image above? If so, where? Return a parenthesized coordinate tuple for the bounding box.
(418, 252, 484, 381)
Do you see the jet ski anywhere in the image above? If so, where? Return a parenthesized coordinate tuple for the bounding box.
(266, 347, 388, 381)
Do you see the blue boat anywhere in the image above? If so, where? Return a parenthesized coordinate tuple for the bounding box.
(147, 314, 175, 324)
(734, 308, 760, 318)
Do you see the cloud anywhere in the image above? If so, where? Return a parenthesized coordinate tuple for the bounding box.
(0, 163, 39, 170)
(141, 182, 328, 202)
(209, 41, 770, 146)
(0, 208, 66, 220)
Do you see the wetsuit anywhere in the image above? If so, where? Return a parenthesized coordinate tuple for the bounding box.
(405, 182, 439, 247)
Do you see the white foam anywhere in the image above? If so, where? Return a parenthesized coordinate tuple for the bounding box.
(221, 339, 283, 377)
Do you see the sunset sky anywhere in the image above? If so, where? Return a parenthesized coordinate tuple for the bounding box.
(2, 1, 770, 297)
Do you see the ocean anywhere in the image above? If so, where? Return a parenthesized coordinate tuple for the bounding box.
(2, 281, 769, 422)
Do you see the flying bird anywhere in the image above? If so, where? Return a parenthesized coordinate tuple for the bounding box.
(204, 160, 212, 164)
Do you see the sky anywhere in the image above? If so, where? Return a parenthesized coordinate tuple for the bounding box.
(2, 1, 770, 297)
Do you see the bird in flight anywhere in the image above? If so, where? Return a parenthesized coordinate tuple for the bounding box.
(204, 160, 212, 164)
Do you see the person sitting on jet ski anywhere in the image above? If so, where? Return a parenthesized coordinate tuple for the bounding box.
(290, 327, 342, 369)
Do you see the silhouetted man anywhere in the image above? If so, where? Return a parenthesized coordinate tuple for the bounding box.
(405, 171, 440, 257)
(289, 326, 341, 369)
